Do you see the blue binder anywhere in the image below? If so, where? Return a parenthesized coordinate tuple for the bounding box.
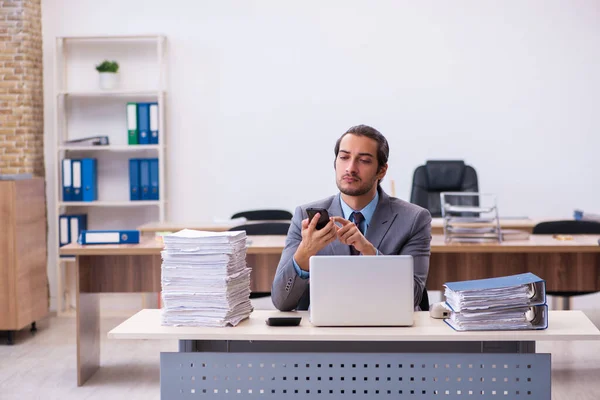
(444, 272, 547, 309)
(59, 215, 70, 246)
(129, 158, 140, 200)
(71, 159, 83, 201)
(140, 159, 150, 200)
(68, 214, 88, 244)
(137, 103, 151, 145)
(149, 102, 159, 144)
(62, 159, 73, 201)
(149, 158, 159, 200)
(78, 230, 140, 245)
(81, 158, 97, 202)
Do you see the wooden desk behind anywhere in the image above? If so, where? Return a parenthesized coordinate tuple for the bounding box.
(139, 218, 550, 236)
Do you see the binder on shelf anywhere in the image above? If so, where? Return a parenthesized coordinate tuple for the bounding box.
(64, 135, 109, 146)
(71, 159, 83, 201)
(81, 158, 97, 202)
(149, 158, 159, 200)
(149, 102, 159, 144)
(138, 102, 151, 145)
(127, 102, 138, 145)
(62, 159, 73, 201)
(59, 215, 70, 247)
(68, 214, 88, 244)
(78, 230, 140, 245)
(129, 158, 140, 200)
(140, 159, 150, 200)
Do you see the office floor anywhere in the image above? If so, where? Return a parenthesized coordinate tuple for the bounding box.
(0, 299, 599, 400)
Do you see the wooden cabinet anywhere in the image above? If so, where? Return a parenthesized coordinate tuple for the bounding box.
(0, 177, 48, 344)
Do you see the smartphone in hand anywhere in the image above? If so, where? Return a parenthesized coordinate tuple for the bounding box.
(306, 207, 330, 230)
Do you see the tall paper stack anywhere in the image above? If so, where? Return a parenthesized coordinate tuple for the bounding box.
(160, 229, 253, 327)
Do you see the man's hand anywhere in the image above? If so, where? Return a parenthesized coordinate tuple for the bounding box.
(293, 213, 338, 271)
(332, 216, 377, 255)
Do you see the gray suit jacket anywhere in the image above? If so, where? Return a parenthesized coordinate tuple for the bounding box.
(271, 188, 432, 311)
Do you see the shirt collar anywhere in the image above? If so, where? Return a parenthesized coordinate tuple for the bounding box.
(339, 190, 379, 232)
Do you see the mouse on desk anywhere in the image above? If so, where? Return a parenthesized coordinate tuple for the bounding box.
(429, 302, 451, 319)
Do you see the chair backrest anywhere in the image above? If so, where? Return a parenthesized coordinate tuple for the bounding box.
(532, 220, 600, 235)
(229, 222, 291, 236)
(231, 209, 293, 221)
(410, 160, 479, 217)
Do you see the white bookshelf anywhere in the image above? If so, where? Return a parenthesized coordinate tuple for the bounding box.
(53, 34, 167, 316)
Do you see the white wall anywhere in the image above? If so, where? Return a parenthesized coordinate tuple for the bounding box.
(42, 0, 600, 310)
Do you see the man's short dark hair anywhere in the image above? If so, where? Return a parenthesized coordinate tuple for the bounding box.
(334, 124, 389, 173)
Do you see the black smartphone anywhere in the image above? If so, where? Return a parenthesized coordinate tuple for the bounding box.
(306, 207, 330, 230)
(265, 317, 302, 327)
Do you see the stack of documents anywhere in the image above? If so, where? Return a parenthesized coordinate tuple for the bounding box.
(160, 229, 253, 327)
(443, 273, 547, 331)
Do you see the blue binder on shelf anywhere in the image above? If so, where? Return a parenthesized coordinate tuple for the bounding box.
(81, 158, 97, 202)
(71, 159, 83, 201)
(62, 159, 73, 201)
(149, 158, 159, 200)
(68, 214, 88, 244)
(149, 102, 159, 144)
(140, 159, 150, 200)
(78, 230, 140, 245)
(129, 158, 140, 200)
(138, 103, 151, 145)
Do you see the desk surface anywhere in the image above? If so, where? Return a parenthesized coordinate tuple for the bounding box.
(108, 309, 600, 342)
(60, 234, 600, 256)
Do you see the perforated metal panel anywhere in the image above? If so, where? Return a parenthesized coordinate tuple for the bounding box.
(161, 352, 550, 399)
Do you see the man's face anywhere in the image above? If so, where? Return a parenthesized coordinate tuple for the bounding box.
(335, 134, 386, 197)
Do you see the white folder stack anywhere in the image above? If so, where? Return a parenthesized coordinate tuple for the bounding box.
(160, 229, 253, 327)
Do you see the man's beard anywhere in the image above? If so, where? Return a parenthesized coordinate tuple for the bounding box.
(336, 176, 378, 197)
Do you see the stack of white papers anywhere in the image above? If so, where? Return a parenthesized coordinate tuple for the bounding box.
(443, 273, 548, 331)
(160, 229, 253, 327)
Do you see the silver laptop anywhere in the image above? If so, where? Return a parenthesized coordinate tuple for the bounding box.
(309, 255, 414, 327)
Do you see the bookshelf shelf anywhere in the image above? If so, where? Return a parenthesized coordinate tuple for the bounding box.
(59, 145, 161, 152)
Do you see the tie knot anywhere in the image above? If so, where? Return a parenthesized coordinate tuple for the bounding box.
(352, 211, 364, 225)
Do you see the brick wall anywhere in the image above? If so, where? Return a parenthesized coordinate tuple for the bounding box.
(0, 0, 44, 176)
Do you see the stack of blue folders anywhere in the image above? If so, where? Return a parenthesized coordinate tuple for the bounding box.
(443, 273, 548, 331)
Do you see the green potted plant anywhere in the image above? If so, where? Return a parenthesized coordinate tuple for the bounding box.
(95, 60, 119, 90)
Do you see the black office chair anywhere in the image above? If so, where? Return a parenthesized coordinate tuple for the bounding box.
(410, 160, 479, 217)
(230, 222, 291, 298)
(231, 209, 293, 221)
(230, 222, 291, 236)
(532, 220, 600, 309)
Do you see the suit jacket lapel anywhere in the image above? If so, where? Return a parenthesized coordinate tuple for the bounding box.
(326, 193, 350, 256)
(366, 188, 397, 250)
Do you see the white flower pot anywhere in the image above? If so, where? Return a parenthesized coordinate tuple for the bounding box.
(98, 72, 119, 90)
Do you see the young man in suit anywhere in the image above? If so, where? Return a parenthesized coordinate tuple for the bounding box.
(271, 124, 432, 311)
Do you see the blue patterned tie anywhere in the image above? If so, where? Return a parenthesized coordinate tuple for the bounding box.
(350, 211, 364, 255)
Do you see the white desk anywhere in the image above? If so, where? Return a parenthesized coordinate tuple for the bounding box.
(110, 309, 600, 399)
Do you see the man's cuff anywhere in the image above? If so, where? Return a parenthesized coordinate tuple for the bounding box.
(293, 258, 310, 279)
